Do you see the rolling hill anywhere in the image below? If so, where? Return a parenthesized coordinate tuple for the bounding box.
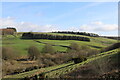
(2, 32, 117, 56)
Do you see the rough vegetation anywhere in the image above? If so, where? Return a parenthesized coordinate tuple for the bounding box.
(1, 31, 119, 79)
(63, 50, 120, 78)
(2, 47, 17, 60)
(28, 46, 40, 60)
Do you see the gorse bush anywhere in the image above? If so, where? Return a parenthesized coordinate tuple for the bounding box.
(2, 47, 17, 60)
(41, 44, 55, 54)
(28, 46, 40, 60)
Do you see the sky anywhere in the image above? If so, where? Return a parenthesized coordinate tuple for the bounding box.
(0, 2, 118, 36)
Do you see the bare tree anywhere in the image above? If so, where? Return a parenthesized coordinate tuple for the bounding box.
(28, 46, 40, 60)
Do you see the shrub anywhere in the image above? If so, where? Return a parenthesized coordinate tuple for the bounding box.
(67, 42, 80, 53)
(84, 48, 100, 57)
(28, 46, 40, 60)
(42, 59, 55, 67)
(72, 55, 87, 64)
(67, 43, 99, 57)
(41, 44, 55, 54)
(2, 47, 17, 60)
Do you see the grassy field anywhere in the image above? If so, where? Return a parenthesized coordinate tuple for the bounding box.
(2, 32, 118, 79)
(2, 32, 117, 56)
(3, 49, 118, 79)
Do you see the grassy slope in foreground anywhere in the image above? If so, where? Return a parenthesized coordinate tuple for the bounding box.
(3, 49, 118, 79)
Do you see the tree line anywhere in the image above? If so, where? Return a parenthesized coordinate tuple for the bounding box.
(21, 32, 90, 42)
(52, 31, 99, 37)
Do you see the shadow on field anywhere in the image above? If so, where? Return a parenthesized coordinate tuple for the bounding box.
(88, 45, 102, 49)
(34, 40, 71, 48)
(35, 40, 103, 49)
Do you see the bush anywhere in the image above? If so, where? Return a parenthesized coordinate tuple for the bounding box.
(43, 59, 55, 67)
(67, 42, 80, 53)
(41, 44, 55, 54)
(67, 43, 100, 57)
(84, 48, 100, 57)
(72, 55, 87, 64)
(28, 46, 40, 60)
(2, 47, 17, 60)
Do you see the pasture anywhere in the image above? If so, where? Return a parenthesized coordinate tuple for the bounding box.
(2, 32, 119, 79)
(2, 32, 117, 56)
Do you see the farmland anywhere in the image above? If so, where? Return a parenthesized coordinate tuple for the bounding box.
(2, 32, 117, 56)
(1, 32, 119, 79)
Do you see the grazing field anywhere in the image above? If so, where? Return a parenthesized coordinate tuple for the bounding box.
(2, 32, 117, 56)
(2, 32, 119, 79)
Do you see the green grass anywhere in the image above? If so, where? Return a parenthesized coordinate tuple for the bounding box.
(2, 33, 117, 56)
(1, 33, 118, 79)
(2, 38, 44, 56)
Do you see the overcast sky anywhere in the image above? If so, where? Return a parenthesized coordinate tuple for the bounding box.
(1, 2, 118, 36)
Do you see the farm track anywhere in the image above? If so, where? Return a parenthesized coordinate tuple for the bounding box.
(3, 49, 118, 79)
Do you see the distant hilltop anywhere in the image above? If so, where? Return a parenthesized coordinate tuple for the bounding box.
(0, 27, 17, 35)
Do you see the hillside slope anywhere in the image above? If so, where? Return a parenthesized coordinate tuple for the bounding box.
(3, 49, 119, 79)
(2, 32, 117, 56)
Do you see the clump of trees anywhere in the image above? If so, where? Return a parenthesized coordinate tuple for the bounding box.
(52, 31, 99, 37)
(28, 46, 40, 60)
(72, 56, 87, 64)
(21, 32, 90, 42)
(66, 42, 100, 63)
(67, 42, 80, 53)
(67, 42, 99, 56)
(41, 44, 55, 54)
(66, 42, 87, 63)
